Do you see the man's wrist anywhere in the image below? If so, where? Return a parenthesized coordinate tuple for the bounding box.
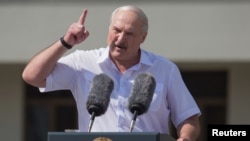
(60, 36, 73, 49)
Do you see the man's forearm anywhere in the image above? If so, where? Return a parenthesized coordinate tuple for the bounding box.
(22, 40, 68, 87)
(177, 115, 201, 141)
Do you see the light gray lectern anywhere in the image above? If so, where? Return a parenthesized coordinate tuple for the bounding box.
(48, 132, 176, 141)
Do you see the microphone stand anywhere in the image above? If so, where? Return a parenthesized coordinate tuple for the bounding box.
(129, 110, 138, 132)
(88, 112, 96, 132)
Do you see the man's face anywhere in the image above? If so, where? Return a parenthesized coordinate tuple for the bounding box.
(107, 10, 147, 62)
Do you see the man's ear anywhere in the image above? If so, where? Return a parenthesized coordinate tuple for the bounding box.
(141, 32, 148, 43)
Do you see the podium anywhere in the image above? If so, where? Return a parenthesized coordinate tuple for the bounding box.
(48, 132, 176, 141)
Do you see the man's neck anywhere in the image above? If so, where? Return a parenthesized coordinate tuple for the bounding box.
(112, 54, 140, 73)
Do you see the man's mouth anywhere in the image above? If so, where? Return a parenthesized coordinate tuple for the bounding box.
(116, 44, 126, 49)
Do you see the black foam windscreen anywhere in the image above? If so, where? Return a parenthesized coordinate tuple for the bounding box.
(86, 73, 114, 116)
(128, 72, 156, 115)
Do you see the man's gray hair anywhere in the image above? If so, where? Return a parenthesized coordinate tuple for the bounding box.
(110, 5, 148, 33)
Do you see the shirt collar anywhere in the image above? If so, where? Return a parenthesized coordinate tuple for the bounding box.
(97, 46, 153, 67)
(140, 49, 153, 66)
(97, 47, 110, 64)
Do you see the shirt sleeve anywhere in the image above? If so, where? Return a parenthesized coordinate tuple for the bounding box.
(167, 64, 201, 127)
(39, 52, 79, 93)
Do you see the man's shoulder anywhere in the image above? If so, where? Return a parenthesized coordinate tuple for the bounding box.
(75, 47, 106, 53)
(142, 49, 175, 65)
(70, 47, 107, 57)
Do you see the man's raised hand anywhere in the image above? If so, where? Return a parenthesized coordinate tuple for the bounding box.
(63, 9, 90, 47)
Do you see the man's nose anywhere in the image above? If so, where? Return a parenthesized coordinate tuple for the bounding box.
(117, 32, 126, 42)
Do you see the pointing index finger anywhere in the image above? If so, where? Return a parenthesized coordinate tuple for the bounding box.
(78, 9, 87, 25)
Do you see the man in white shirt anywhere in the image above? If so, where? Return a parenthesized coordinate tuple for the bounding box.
(22, 5, 201, 141)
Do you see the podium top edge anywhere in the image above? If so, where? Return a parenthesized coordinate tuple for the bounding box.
(47, 132, 176, 141)
(48, 132, 171, 136)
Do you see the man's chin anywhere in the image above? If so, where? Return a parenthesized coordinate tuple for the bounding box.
(110, 52, 124, 59)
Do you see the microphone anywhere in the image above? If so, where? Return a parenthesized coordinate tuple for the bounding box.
(128, 72, 156, 132)
(86, 73, 114, 132)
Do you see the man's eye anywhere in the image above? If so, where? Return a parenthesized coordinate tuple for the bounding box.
(127, 32, 135, 36)
(113, 28, 120, 33)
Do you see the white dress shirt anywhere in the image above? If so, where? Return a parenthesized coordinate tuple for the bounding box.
(40, 46, 201, 134)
